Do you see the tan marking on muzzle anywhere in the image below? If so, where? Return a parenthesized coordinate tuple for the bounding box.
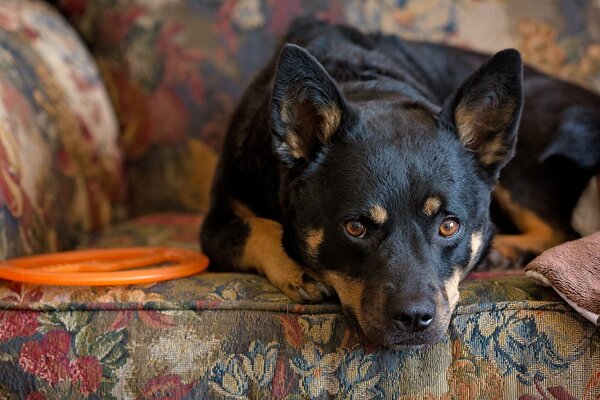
(468, 231, 483, 268)
(422, 197, 442, 216)
(444, 269, 462, 310)
(369, 205, 388, 224)
(305, 228, 324, 260)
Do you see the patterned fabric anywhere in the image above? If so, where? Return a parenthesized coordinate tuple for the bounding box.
(0, 1, 598, 398)
(0, 0, 123, 259)
(55, 0, 600, 215)
(0, 214, 598, 399)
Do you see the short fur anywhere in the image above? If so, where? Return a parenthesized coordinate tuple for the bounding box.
(201, 19, 600, 345)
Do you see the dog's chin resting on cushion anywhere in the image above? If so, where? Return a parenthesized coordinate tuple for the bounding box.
(201, 18, 600, 346)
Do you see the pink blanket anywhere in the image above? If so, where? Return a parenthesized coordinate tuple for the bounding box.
(526, 231, 600, 325)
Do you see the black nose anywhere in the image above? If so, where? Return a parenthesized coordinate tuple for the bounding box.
(392, 298, 435, 332)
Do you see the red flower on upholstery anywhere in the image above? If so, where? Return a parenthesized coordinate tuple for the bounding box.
(0, 282, 43, 304)
(19, 330, 71, 385)
(19, 330, 104, 395)
(70, 356, 103, 395)
(0, 311, 39, 341)
(139, 374, 194, 400)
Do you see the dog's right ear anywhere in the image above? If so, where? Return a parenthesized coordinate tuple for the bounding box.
(271, 44, 350, 166)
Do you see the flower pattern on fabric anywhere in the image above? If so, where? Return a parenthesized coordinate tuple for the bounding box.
(290, 343, 346, 399)
(452, 306, 596, 385)
(19, 330, 72, 386)
(0, 0, 599, 398)
(210, 340, 280, 398)
(139, 374, 194, 400)
(0, 311, 39, 341)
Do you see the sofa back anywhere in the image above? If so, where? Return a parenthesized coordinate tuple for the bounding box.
(0, 0, 123, 259)
(56, 0, 600, 217)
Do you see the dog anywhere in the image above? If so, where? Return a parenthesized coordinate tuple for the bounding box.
(200, 19, 600, 346)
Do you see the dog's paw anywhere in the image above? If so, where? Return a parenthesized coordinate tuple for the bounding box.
(478, 235, 536, 270)
(478, 248, 525, 270)
(283, 272, 334, 303)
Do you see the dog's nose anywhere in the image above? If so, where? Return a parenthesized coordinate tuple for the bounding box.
(392, 298, 435, 332)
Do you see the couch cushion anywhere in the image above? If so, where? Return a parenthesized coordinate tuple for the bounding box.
(0, 0, 124, 259)
(0, 213, 598, 399)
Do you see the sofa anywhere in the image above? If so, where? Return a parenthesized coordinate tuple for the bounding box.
(0, 0, 599, 398)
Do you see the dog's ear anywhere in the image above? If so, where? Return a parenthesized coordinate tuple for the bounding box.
(271, 44, 349, 165)
(443, 49, 523, 180)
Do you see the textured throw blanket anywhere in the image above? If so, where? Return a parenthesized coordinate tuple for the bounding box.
(526, 231, 600, 325)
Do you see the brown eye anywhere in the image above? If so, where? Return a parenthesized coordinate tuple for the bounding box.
(439, 218, 460, 238)
(344, 220, 367, 238)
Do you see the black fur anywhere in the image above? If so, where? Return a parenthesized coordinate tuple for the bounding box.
(201, 19, 600, 345)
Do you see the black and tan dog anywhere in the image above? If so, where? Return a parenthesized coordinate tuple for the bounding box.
(201, 19, 600, 346)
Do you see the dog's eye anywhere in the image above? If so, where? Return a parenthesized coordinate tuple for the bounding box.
(344, 220, 367, 238)
(439, 218, 460, 238)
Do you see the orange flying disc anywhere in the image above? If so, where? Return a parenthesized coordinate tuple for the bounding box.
(0, 247, 209, 286)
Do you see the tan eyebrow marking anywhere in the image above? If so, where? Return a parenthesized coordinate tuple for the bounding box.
(369, 205, 388, 224)
(422, 197, 442, 216)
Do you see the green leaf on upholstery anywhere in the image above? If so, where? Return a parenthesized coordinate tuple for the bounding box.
(103, 339, 128, 369)
(37, 312, 89, 334)
(57, 312, 91, 333)
(75, 324, 124, 361)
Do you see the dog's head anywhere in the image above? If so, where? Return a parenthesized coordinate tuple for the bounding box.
(271, 44, 523, 345)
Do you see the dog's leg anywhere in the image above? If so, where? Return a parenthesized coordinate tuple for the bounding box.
(482, 186, 564, 269)
(241, 217, 333, 302)
(201, 200, 332, 303)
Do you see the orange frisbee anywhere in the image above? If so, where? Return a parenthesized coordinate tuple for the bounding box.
(0, 247, 209, 286)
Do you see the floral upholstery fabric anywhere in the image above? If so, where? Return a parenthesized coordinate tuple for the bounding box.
(0, 214, 599, 399)
(0, 1, 598, 399)
(55, 0, 600, 216)
(0, 0, 123, 259)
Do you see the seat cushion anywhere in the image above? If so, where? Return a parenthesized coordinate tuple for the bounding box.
(0, 212, 598, 399)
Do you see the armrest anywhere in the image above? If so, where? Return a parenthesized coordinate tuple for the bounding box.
(0, 0, 123, 259)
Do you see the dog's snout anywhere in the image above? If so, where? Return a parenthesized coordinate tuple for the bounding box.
(391, 296, 436, 332)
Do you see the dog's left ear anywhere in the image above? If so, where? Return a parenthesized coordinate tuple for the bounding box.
(443, 49, 523, 180)
(271, 44, 350, 166)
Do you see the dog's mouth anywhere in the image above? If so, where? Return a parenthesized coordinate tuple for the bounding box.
(326, 272, 458, 346)
(345, 306, 453, 347)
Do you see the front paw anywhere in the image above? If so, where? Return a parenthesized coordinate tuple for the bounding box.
(477, 236, 536, 271)
(478, 248, 525, 270)
(283, 272, 334, 303)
